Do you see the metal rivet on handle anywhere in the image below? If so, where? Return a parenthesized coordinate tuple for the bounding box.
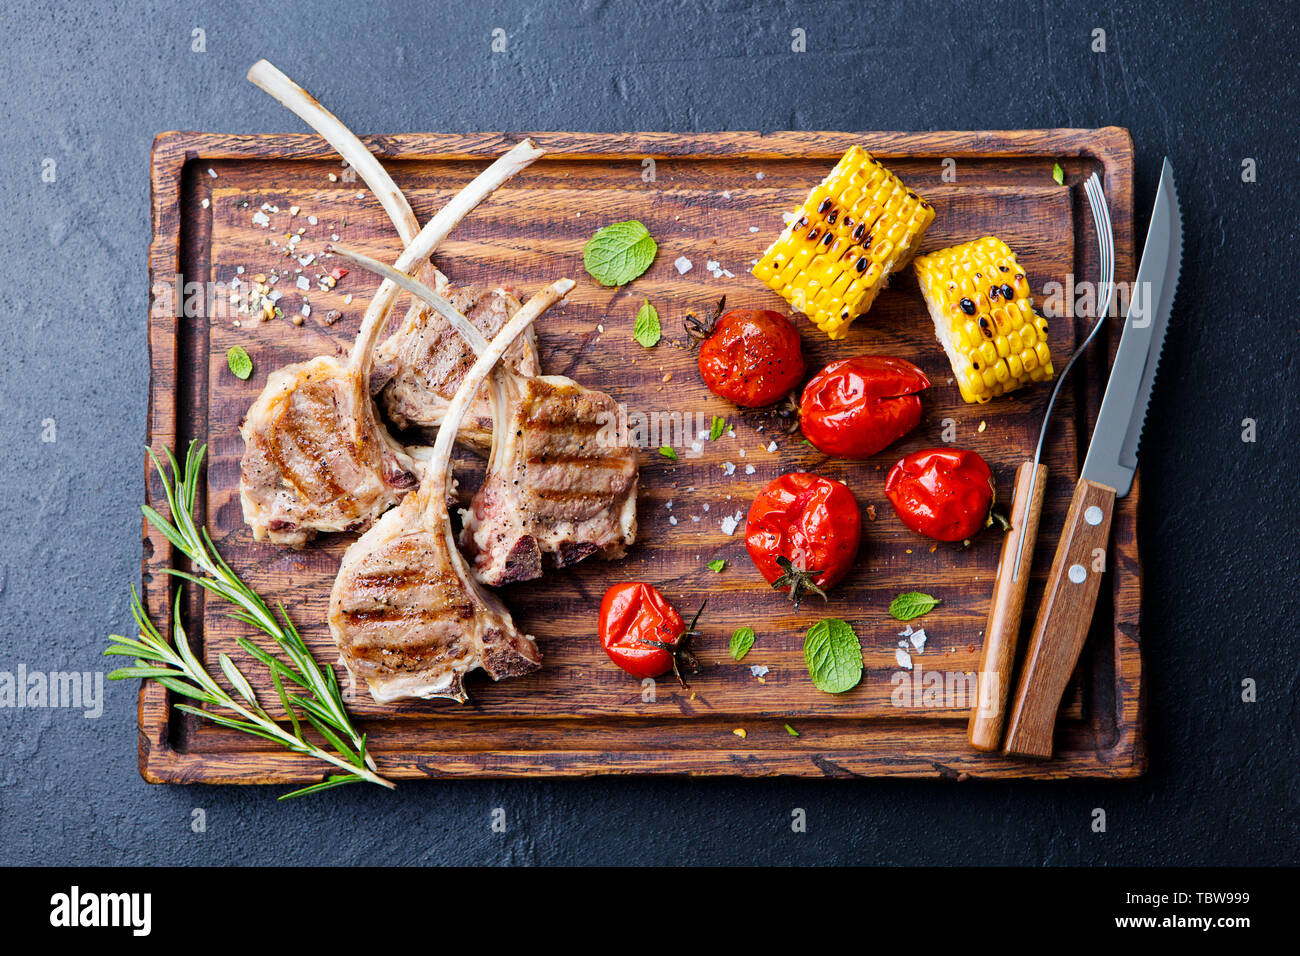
(1084, 506, 1103, 526)
(1068, 564, 1087, 584)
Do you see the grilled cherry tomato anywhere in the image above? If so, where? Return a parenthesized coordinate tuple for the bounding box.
(799, 356, 929, 459)
(745, 472, 862, 605)
(599, 582, 701, 682)
(692, 302, 806, 407)
(884, 448, 999, 542)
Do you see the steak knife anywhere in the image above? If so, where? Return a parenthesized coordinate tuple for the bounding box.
(1003, 159, 1181, 758)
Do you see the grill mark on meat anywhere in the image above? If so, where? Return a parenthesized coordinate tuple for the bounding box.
(373, 283, 539, 453)
(241, 356, 417, 548)
(461, 374, 638, 585)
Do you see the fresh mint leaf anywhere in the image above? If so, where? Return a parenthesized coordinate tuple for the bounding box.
(729, 626, 755, 661)
(889, 591, 941, 621)
(583, 220, 657, 286)
(709, 415, 727, 441)
(803, 618, 862, 694)
(707, 558, 726, 573)
(227, 345, 253, 380)
(1052, 162, 1065, 185)
(633, 299, 661, 347)
(658, 446, 678, 460)
(784, 723, 800, 737)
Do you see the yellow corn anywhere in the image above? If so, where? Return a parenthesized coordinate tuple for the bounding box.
(752, 146, 934, 339)
(913, 236, 1055, 404)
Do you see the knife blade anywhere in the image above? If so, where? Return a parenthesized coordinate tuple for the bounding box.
(1082, 158, 1182, 495)
(1002, 159, 1181, 758)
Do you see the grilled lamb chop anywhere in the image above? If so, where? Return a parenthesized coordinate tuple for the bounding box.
(248, 59, 540, 454)
(330, 279, 575, 703)
(332, 248, 639, 586)
(239, 332, 419, 548)
(370, 281, 540, 454)
(238, 134, 544, 546)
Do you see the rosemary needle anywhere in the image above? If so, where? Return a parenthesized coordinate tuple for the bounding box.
(106, 441, 394, 799)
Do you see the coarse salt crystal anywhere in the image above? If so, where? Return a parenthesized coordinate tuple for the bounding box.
(706, 260, 720, 271)
(296, 276, 310, 290)
(268, 290, 282, 303)
(308, 215, 318, 225)
(668, 515, 678, 526)
(200, 197, 210, 209)
(766, 440, 777, 452)
(910, 628, 927, 652)
(755, 171, 765, 180)
(749, 226, 759, 233)
(722, 461, 736, 476)
(297, 254, 315, 267)
(895, 647, 913, 670)
(300, 302, 311, 317)
(207, 167, 217, 178)
(674, 256, 693, 275)
(236, 266, 245, 275)
(720, 510, 743, 535)
(691, 441, 703, 454)
(745, 464, 756, 475)
(665, 500, 673, 510)
(750, 665, 769, 678)
(703, 503, 710, 512)
(251, 211, 270, 227)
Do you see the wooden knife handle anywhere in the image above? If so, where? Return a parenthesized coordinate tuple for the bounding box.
(1003, 477, 1117, 758)
(967, 461, 1047, 752)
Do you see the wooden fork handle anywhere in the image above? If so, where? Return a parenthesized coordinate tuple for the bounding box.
(1003, 477, 1117, 758)
(967, 461, 1047, 752)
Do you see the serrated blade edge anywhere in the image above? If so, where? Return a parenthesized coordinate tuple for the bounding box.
(1081, 159, 1181, 496)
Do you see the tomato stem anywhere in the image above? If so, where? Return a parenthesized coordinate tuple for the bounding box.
(634, 599, 707, 687)
(681, 296, 727, 346)
(770, 556, 828, 608)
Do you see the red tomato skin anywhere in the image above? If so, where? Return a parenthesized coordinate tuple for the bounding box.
(598, 583, 686, 679)
(884, 448, 995, 542)
(745, 472, 862, 591)
(698, 309, 806, 407)
(800, 356, 930, 459)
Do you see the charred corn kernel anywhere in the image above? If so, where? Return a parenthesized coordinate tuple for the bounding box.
(752, 146, 934, 339)
(914, 236, 1056, 404)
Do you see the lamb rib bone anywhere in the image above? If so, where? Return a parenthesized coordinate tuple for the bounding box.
(238, 138, 543, 547)
(246, 59, 540, 452)
(329, 278, 575, 703)
(330, 247, 639, 586)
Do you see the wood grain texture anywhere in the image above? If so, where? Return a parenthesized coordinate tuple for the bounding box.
(1004, 477, 1118, 758)
(143, 129, 1142, 782)
(968, 461, 1047, 751)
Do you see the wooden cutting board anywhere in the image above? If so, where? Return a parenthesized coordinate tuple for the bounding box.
(142, 129, 1143, 782)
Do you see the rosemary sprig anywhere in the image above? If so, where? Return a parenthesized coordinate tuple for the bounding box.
(106, 441, 394, 799)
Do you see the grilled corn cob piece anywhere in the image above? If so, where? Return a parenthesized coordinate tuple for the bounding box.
(752, 146, 934, 339)
(913, 236, 1054, 404)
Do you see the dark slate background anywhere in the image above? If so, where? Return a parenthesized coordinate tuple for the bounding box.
(0, 0, 1294, 866)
